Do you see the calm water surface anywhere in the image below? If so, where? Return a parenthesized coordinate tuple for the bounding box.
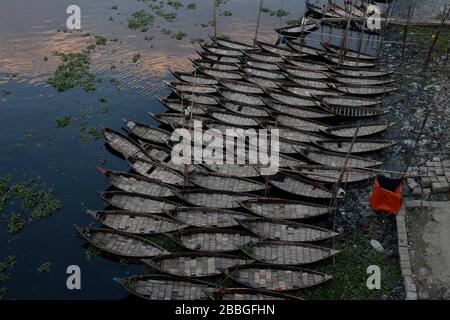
(0, 0, 380, 299)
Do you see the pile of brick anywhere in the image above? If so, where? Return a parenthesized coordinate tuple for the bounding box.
(407, 157, 450, 199)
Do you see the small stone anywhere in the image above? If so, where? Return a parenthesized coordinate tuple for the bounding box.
(407, 178, 419, 190)
(443, 289, 450, 300)
(370, 239, 384, 253)
(421, 177, 431, 188)
(413, 187, 422, 196)
(418, 267, 430, 276)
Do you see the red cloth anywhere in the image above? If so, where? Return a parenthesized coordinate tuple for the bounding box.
(369, 177, 403, 215)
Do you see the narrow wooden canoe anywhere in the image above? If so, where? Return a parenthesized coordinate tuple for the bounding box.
(219, 79, 265, 95)
(331, 67, 393, 78)
(197, 50, 242, 63)
(86, 210, 187, 234)
(299, 148, 382, 168)
(159, 98, 217, 115)
(280, 64, 330, 80)
(278, 154, 308, 168)
(241, 66, 286, 80)
(239, 198, 333, 220)
(211, 287, 302, 300)
(306, 1, 342, 18)
(292, 165, 374, 183)
(228, 263, 333, 291)
(74, 226, 168, 258)
(97, 167, 177, 197)
(275, 114, 328, 132)
(102, 128, 148, 159)
(205, 163, 261, 178)
(170, 69, 218, 85)
(265, 99, 333, 119)
(172, 90, 219, 105)
(187, 171, 265, 192)
(243, 51, 285, 63)
(238, 218, 338, 242)
(324, 122, 395, 138)
(100, 191, 179, 213)
(114, 275, 215, 300)
(192, 58, 240, 71)
(283, 84, 342, 98)
(313, 139, 397, 154)
(318, 95, 381, 108)
(266, 124, 324, 143)
(278, 138, 311, 154)
(334, 76, 395, 86)
(174, 189, 258, 209)
(276, 20, 319, 37)
(240, 241, 339, 265)
(320, 53, 376, 68)
(209, 35, 254, 50)
(171, 228, 259, 252)
(265, 89, 321, 108)
(255, 41, 303, 57)
(165, 207, 256, 228)
(219, 88, 265, 106)
(149, 112, 208, 128)
(208, 110, 260, 127)
(283, 57, 330, 71)
(317, 102, 388, 118)
(246, 59, 281, 71)
(268, 172, 335, 199)
(140, 141, 172, 162)
(200, 43, 244, 57)
(167, 80, 218, 94)
(197, 66, 244, 80)
(124, 120, 171, 144)
(286, 75, 331, 89)
(333, 84, 398, 96)
(285, 41, 321, 56)
(143, 252, 252, 277)
(322, 42, 377, 61)
(219, 99, 271, 118)
(243, 74, 284, 88)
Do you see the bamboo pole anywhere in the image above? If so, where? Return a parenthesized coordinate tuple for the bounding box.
(339, 0, 354, 66)
(401, 0, 416, 64)
(356, 0, 368, 64)
(253, 0, 264, 47)
(423, 6, 450, 72)
(213, 0, 218, 46)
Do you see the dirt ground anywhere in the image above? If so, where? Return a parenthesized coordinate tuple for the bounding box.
(407, 203, 450, 299)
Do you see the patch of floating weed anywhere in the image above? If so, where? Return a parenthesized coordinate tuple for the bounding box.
(0, 255, 16, 299)
(156, 10, 177, 22)
(98, 97, 108, 103)
(95, 35, 108, 45)
(191, 37, 205, 44)
(222, 10, 232, 16)
(37, 262, 52, 274)
(187, 2, 197, 10)
(132, 53, 142, 63)
(86, 244, 100, 261)
(7, 212, 25, 234)
(54, 116, 72, 128)
(128, 10, 155, 31)
(167, 0, 183, 10)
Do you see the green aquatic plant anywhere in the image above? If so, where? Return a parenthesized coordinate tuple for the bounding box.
(222, 10, 232, 16)
(168, 0, 183, 10)
(190, 37, 205, 44)
(86, 244, 100, 261)
(132, 53, 142, 63)
(37, 262, 52, 274)
(187, 2, 196, 10)
(7, 212, 25, 234)
(0, 255, 16, 299)
(128, 10, 155, 31)
(156, 10, 177, 22)
(98, 96, 108, 103)
(111, 5, 118, 10)
(54, 116, 72, 128)
(95, 35, 108, 45)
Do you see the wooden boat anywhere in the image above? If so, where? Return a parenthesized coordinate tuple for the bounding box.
(174, 189, 257, 209)
(114, 275, 215, 300)
(211, 287, 302, 300)
(169, 69, 218, 85)
(124, 120, 171, 144)
(241, 66, 286, 80)
(170, 228, 259, 252)
(239, 198, 333, 220)
(172, 90, 219, 105)
(275, 114, 328, 132)
(159, 98, 217, 115)
(292, 165, 374, 184)
(268, 171, 335, 199)
(192, 59, 240, 71)
(240, 241, 339, 265)
(205, 163, 261, 178)
(334, 76, 395, 86)
(149, 112, 208, 128)
(318, 95, 381, 108)
(208, 110, 260, 127)
(331, 67, 393, 78)
(218, 79, 265, 95)
(74, 226, 168, 258)
(243, 51, 285, 63)
(266, 124, 324, 143)
(313, 139, 397, 154)
(187, 171, 265, 192)
(100, 191, 179, 213)
(97, 167, 177, 197)
(228, 263, 332, 291)
(219, 88, 265, 106)
(238, 218, 338, 242)
(321, 42, 377, 61)
(246, 59, 280, 71)
(102, 128, 148, 160)
(265, 99, 332, 119)
(332, 84, 398, 96)
(329, 3, 349, 17)
(142, 252, 252, 277)
(299, 148, 382, 168)
(209, 35, 253, 50)
(200, 43, 244, 57)
(324, 122, 395, 138)
(165, 207, 256, 228)
(197, 50, 242, 63)
(86, 210, 186, 235)
(197, 66, 244, 80)
(278, 154, 308, 168)
(320, 53, 377, 68)
(285, 41, 321, 56)
(219, 99, 271, 118)
(280, 64, 329, 80)
(140, 141, 172, 162)
(283, 57, 329, 71)
(275, 20, 319, 37)
(286, 75, 331, 89)
(279, 138, 311, 154)
(265, 89, 320, 108)
(317, 101, 388, 118)
(255, 41, 304, 57)
(166, 80, 218, 94)
(344, 0, 365, 17)
(282, 84, 342, 98)
(243, 74, 284, 88)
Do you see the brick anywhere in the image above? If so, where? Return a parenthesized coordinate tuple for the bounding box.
(421, 177, 431, 187)
(432, 156, 441, 162)
(400, 259, 412, 270)
(406, 291, 418, 300)
(404, 276, 417, 292)
(438, 176, 447, 182)
(412, 187, 422, 196)
(432, 182, 449, 193)
(403, 268, 412, 276)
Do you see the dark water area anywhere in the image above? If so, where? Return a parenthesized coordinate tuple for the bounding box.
(0, 0, 384, 299)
